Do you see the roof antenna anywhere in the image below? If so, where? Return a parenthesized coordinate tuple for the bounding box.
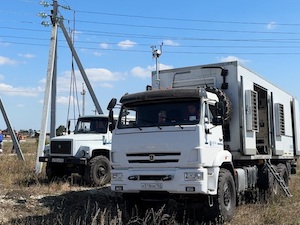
(151, 43, 163, 89)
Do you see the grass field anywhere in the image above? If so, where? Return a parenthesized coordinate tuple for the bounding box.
(0, 138, 299, 225)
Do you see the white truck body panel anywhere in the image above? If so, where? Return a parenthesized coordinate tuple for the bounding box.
(152, 61, 300, 159)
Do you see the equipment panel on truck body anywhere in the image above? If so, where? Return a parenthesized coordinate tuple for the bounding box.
(152, 61, 300, 159)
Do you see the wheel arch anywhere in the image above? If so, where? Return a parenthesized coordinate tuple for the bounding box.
(91, 148, 110, 159)
(220, 162, 235, 180)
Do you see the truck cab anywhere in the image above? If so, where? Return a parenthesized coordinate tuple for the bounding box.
(39, 115, 112, 186)
(109, 88, 235, 221)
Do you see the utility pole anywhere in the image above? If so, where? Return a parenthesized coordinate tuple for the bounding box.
(36, 0, 104, 173)
(36, 0, 58, 173)
(0, 98, 24, 160)
(81, 83, 86, 116)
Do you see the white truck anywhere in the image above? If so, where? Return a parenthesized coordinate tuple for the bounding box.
(107, 61, 300, 222)
(39, 114, 112, 186)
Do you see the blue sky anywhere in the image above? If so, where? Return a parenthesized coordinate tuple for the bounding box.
(1, 0, 300, 131)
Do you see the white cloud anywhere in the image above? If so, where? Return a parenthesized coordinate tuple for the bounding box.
(163, 40, 180, 46)
(0, 41, 10, 47)
(100, 83, 114, 88)
(16, 103, 25, 108)
(0, 83, 41, 97)
(131, 67, 150, 78)
(131, 63, 173, 79)
(218, 56, 249, 64)
(118, 40, 137, 49)
(100, 43, 109, 49)
(0, 56, 17, 65)
(18, 53, 35, 59)
(85, 68, 126, 82)
(266, 22, 277, 30)
(57, 68, 125, 93)
(93, 52, 103, 56)
(56, 96, 78, 105)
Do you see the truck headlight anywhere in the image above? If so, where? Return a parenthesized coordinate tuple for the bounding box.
(43, 148, 50, 156)
(184, 172, 203, 181)
(80, 150, 86, 157)
(79, 149, 89, 157)
(112, 173, 123, 181)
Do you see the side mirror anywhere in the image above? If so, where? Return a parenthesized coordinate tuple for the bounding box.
(67, 120, 71, 134)
(107, 98, 117, 110)
(212, 102, 224, 126)
(215, 102, 224, 117)
(109, 123, 115, 132)
(108, 110, 116, 132)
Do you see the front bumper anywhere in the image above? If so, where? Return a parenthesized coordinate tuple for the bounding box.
(39, 156, 87, 165)
(111, 168, 209, 194)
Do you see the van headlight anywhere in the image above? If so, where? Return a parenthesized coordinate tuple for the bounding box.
(184, 172, 203, 181)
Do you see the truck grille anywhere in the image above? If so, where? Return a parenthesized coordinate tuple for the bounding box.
(50, 141, 72, 155)
(127, 152, 180, 164)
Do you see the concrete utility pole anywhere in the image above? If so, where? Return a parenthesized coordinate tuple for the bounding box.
(36, 0, 104, 173)
(0, 98, 24, 161)
(81, 83, 86, 116)
(35, 0, 58, 173)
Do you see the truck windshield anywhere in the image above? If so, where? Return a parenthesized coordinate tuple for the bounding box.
(118, 100, 200, 129)
(74, 117, 109, 134)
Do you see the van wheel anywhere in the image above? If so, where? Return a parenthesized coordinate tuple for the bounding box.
(84, 155, 111, 186)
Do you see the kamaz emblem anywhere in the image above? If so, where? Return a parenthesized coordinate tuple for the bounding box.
(58, 145, 62, 149)
(149, 154, 155, 162)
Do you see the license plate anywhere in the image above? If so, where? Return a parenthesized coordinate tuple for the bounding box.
(141, 183, 163, 190)
(52, 158, 64, 163)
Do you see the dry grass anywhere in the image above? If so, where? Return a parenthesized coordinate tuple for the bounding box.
(1, 139, 300, 224)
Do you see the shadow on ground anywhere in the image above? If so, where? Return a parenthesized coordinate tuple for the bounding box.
(9, 186, 124, 225)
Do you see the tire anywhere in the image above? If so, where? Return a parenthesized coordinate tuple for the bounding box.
(269, 165, 278, 197)
(45, 163, 66, 181)
(276, 163, 289, 193)
(208, 168, 236, 223)
(84, 155, 111, 186)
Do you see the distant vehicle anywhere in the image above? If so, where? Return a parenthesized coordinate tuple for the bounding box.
(108, 61, 300, 222)
(39, 114, 112, 186)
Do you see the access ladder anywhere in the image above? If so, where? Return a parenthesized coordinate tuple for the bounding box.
(266, 160, 292, 197)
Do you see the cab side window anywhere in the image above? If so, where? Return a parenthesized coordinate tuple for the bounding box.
(204, 103, 215, 123)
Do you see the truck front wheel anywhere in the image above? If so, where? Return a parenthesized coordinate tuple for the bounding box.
(45, 163, 67, 181)
(84, 155, 111, 186)
(208, 168, 236, 223)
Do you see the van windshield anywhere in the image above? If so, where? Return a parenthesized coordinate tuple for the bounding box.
(118, 100, 200, 129)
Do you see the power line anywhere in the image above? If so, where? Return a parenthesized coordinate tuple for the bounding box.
(3, 40, 300, 55)
(1, 2, 300, 56)
(74, 10, 300, 27)
(74, 19, 300, 35)
(2, 34, 300, 48)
